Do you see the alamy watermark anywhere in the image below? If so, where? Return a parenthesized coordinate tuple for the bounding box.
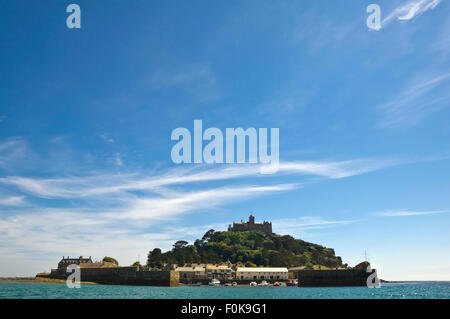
(366, 264, 381, 288)
(66, 4, 81, 29)
(66, 264, 81, 288)
(366, 4, 381, 30)
(171, 120, 279, 174)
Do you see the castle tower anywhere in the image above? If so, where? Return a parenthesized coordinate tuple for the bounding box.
(249, 214, 255, 224)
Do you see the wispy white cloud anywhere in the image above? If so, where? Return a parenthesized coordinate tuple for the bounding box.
(279, 158, 400, 179)
(375, 209, 450, 217)
(376, 72, 450, 128)
(161, 223, 228, 239)
(0, 195, 26, 206)
(383, 0, 442, 27)
(110, 183, 297, 221)
(100, 134, 115, 144)
(0, 174, 137, 199)
(0, 137, 28, 169)
(0, 157, 401, 199)
(272, 216, 359, 237)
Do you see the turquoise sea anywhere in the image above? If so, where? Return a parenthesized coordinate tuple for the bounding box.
(0, 282, 449, 299)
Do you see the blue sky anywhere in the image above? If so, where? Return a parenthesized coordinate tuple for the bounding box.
(0, 0, 449, 280)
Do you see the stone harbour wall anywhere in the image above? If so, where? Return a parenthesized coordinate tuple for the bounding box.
(46, 266, 179, 287)
(297, 269, 375, 287)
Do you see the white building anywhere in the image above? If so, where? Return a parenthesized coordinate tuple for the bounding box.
(236, 267, 289, 280)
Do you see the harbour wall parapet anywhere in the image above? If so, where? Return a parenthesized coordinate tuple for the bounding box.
(297, 269, 375, 287)
(44, 266, 179, 287)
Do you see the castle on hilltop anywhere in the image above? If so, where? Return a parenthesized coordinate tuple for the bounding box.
(228, 214, 272, 234)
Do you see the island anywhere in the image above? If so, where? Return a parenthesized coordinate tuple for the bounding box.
(34, 215, 378, 287)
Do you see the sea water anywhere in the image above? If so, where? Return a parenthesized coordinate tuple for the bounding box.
(0, 282, 449, 299)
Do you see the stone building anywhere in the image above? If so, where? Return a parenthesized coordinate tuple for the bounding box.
(228, 214, 272, 234)
(175, 265, 206, 281)
(174, 264, 233, 282)
(236, 267, 288, 281)
(51, 256, 119, 278)
(57, 256, 93, 269)
(205, 264, 234, 281)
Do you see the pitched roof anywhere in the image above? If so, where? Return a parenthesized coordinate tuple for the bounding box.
(236, 267, 288, 272)
(206, 264, 232, 270)
(175, 266, 205, 272)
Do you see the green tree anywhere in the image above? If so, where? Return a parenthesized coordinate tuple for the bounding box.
(173, 240, 189, 250)
(201, 229, 216, 242)
(147, 248, 164, 268)
(103, 256, 118, 265)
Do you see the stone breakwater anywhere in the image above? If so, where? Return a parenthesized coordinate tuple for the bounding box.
(37, 267, 376, 287)
(39, 266, 179, 287)
(296, 269, 375, 287)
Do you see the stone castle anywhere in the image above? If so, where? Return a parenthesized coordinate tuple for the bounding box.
(228, 214, 272, 234)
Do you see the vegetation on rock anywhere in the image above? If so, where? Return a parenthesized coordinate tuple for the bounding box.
(102, 256, 119, 265)
(147, 229, 345, 269)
